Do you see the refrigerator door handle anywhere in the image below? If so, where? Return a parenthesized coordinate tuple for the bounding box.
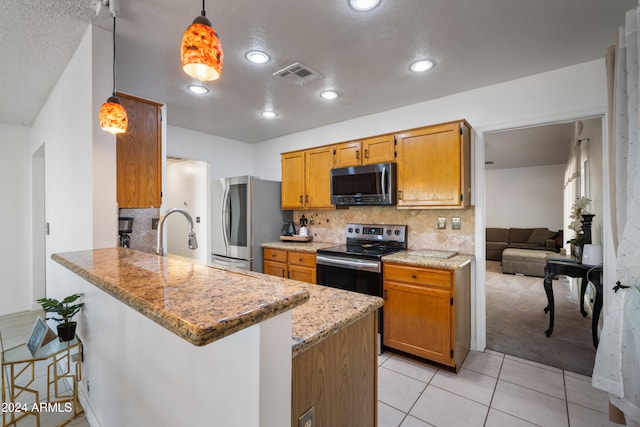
(221, 183, 230, 251)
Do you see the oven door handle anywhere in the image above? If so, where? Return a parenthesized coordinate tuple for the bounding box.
(316, 254, 381, 273)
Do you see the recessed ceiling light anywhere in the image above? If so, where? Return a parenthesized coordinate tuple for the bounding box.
(320, 90, 339, 100)
(261, 111, 278, 118)
(245, 50, 271, 64)
(410, 59, 434, 73)
(349, 0, 381, 11)
(187, 84, 209, 94)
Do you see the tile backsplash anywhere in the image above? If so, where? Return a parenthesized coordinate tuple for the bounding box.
(119, 208, 159, 254)
(294, 206, 475, 254)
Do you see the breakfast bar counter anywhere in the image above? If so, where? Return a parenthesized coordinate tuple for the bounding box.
(52, 248, 310, 346)
(51, 247, 381, 426)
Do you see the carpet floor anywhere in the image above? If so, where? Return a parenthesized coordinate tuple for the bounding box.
(485, 260, 596, 376)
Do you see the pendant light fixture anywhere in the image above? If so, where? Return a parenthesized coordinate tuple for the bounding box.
(99, 15, 128, 134)
(181, 0, 223, 81)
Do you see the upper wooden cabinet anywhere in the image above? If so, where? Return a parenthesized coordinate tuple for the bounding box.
(281, 146, 334, 210)
(396, 120, 471, 209)
(116, 93, 163, 208)
(333, 134, 395, 168)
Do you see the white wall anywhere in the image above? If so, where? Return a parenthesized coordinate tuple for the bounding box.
(166, 125, 253, 179)
(485, 164, 564, 230)
(29, 25, 116, 303)
(0, 124, 32, 315)
(166, 159, 208, 262)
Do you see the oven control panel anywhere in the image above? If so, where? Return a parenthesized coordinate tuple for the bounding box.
(345, 223, 407, 242)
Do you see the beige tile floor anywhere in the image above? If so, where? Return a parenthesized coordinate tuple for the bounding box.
(378, 350, 618, 427)
(3, 310, 615, 427)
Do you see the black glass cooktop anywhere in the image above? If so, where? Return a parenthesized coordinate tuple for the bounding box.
(317, 243, 404, 259)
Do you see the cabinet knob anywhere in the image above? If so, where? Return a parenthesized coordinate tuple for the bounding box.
(412, 274, 417, 279)
(305, 195, 309, 203)
(364, 149, 368, 159)
(398, 190, 403, 200)
(356, 150, 360, 160)
(299, 258, 303, 262)
(299, 195, 303, 204)
(272, 253, 276, 258)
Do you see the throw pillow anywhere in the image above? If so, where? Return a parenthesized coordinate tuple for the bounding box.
(527, 228, 557, 245)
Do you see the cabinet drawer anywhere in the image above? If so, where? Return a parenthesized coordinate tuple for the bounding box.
(264, 248, 287, 263)
(384, 263, 452, 288)
(288, 251, 316, 268)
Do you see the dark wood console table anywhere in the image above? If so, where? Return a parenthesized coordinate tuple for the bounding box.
(543, 259, 603, 348)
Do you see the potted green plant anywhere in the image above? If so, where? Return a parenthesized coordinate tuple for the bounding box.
(36, 293, 84, 342)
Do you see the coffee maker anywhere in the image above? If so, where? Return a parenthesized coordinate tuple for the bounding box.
(118, 217, 133, 248)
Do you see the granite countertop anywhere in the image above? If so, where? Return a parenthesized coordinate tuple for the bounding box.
(52, 247, 381, 356)
(198, 260, 383, 357)
(261, 241, 337, 253)
(383, 250, 474, 269)
(52, 248, 309, 347)
(289, 284, 382, 357)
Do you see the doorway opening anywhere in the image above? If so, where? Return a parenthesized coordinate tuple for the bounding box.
(32, 143, 46, 307)
(165, 157, 209, 263)
(482, 117, 603, 375)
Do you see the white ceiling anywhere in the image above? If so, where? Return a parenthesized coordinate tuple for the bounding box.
(0, 0, 633, 143)
(484, 122, 576, 171)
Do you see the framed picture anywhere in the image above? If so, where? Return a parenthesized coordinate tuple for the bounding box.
(27, 317, 56, 356)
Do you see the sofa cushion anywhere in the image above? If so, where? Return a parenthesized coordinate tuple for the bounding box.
(509, 228, 535, 244)
(486, 228, 508, 243)
(527, 228, 557, 245)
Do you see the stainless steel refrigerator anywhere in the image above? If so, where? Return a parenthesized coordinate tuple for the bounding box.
(210, 176, 292, 272)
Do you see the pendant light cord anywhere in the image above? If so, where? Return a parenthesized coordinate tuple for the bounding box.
(201, 0, 206, 16)
(112, 15, 117, 96)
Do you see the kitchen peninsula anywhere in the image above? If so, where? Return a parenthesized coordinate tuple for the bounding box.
(52, 248, 381, 427)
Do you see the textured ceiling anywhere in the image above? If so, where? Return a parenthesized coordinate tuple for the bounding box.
(485, 122, 576, 171)
(0, 0, 634, 144)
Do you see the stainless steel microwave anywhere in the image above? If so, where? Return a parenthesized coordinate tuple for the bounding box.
(330, 162, 397, 206)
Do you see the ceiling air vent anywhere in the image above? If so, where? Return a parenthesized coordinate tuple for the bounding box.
(273, 62, 323, 86)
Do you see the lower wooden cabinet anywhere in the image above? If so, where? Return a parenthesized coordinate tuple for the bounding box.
(263, 248, 316, 284)
(292, 311, 377, 427)
(383, 262, 470, 370)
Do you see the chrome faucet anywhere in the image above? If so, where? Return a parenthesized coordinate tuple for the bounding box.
(156, 208, 198, 256)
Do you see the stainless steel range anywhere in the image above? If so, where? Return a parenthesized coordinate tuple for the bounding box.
(316, 223, 408, 292)
(316, 223, 407, 350)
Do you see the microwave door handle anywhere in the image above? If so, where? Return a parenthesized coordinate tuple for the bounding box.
(381, 166, 387, 199)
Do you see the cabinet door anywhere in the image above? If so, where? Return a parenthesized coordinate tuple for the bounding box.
(333, 141, 362, 168)
(362, 135, 395, 164)
(281, 151, 306, 210)
(116, 93, 162, 208)
(305, 146, 334, 209)
(396, 122, 463, 208)
(264, 260, 288, 278)
(383, 281, 452, 365)
(289, 265, 316, 284)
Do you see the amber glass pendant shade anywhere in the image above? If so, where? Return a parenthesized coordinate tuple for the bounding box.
(99, 96, 128, 134)
(181, 15, 223, 81)
(100, 15, 128, 134)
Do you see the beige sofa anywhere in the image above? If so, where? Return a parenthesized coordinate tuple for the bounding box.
(486, 227, 564, 277)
